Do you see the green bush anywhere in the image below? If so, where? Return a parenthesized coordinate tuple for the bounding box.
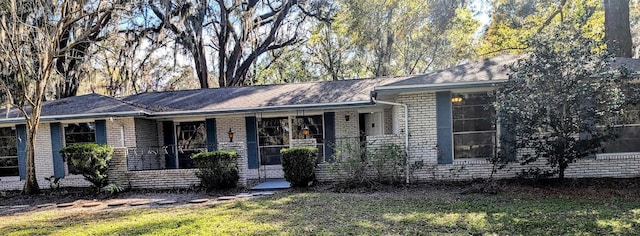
(60, 143, 114, 188)
(281, 147, 318, 187)
(328, 140, 413, 188)
(192, 151, 239, 189)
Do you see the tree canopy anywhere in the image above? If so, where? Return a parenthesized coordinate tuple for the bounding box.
(0, 0, 125, 194)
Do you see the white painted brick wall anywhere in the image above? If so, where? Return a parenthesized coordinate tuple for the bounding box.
(35, 123, 54, 183)
(134, 119, 159, 148)
(106, 118, 136, 148)
(216, 116, 247, 145)
(396, 93, 439, 166)
(383, 107, 393, 135)
(334, 110, 359, 139)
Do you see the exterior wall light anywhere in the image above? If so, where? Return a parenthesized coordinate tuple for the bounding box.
(451, 96, 463, 103)
(302, 125, 310, 139)
(228, 128, 234, 142)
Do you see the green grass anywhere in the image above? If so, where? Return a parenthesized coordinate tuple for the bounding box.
(2, 191, 640, 235)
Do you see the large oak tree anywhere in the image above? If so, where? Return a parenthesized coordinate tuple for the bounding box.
(0, 0, 125, 194)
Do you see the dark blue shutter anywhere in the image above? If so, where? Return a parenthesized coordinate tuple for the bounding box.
(95, 120, 107, 144)
(206, 118, 217, 151)
(16, 124, 27, 180)
(436, 92, 453, 164)
(50, 123, 65, 178)
(323, 112, 336, 162)
(162, 121, 177, 169)
(246, 117, 258, 169)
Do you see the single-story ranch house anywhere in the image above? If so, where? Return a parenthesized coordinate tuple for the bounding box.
(2, 55, 640, 190)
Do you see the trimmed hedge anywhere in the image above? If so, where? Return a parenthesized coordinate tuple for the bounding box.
(192, 151, 239, 189)
(60, 143, 114, 188)
(281, 147, 318, 187)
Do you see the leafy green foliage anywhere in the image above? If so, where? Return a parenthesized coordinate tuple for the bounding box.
(327, 139, 370, 187)
(369, 143, 407, 184)
(44, 176, 61, 190)
(335, 0, 479, 76)
(478, 0, 604, 57)
(328, 140, 409, 187)
(101, 183, 125, 195)
(281, 147, 318, 187)
(60, 143, 114, 188)
(496, 24, 630, 179)
(191, 151, 239, 189)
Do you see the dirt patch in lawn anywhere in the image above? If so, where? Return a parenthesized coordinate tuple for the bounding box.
(0, 187, 248, 216)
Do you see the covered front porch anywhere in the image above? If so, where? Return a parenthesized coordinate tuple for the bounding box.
(115, 104, 404, 188)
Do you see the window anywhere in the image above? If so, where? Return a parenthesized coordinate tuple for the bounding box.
(452, 92, 497, 159)
(0, 127, 18, 177)
(64, 123, 96, 174)
(292, 115, 324, 162)
(601, 104, 640, 153)
(257, 115, 326, 165)
(176, 122, 206, 169)
(64, 123, 96, 145)
(258, 118, 290, 165)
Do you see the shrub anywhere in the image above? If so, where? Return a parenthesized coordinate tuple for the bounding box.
(370, 143, 407, 184)
(328, 139, 412, 188)
(281, 147, 318, 187)
(60, 143, 114, 188)
(327, 139, 370, 187)
(44, 176, 61, 190)
(101, 183, 125, 195)
(192, 151, 239, 189)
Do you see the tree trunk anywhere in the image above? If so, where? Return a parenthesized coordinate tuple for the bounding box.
(57, 76, 79, 99)
(604, 0, 632, 57)
(194, 39, 209, 89)
(558, 161, 567, 180)
(22, 122, 40, 194)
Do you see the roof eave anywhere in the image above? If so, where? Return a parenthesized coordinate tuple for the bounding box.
(374, 80, 508, 94)
(0, 111, 150, 124)
(150, 101, 375, 118)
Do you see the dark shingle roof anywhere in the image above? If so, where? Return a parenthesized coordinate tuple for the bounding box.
(382, 54, 520, 87)
(122, 76, 411, 112)
(122, 55, 526, 113)
(0, 93, 149, 119)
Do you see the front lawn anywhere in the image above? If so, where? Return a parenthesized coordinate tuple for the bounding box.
(2, 189, 640, 235)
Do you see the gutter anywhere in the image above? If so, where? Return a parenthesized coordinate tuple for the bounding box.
(374, 80, 506, 94)
(0, 111, 149, 124)
(371, 96, 410, 184)
(149, 101, 374, 118)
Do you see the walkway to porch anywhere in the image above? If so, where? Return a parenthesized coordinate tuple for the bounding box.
(251, 178, 290, 191)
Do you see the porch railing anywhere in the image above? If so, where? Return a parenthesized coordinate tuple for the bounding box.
(126, 145, 212, 171)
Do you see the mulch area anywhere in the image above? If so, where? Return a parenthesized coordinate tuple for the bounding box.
(306, 177, 640, 199)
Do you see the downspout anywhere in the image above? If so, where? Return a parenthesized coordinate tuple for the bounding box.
(371, 96, 410, 184)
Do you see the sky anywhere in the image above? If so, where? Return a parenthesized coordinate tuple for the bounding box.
(469, 0, 493, 37)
